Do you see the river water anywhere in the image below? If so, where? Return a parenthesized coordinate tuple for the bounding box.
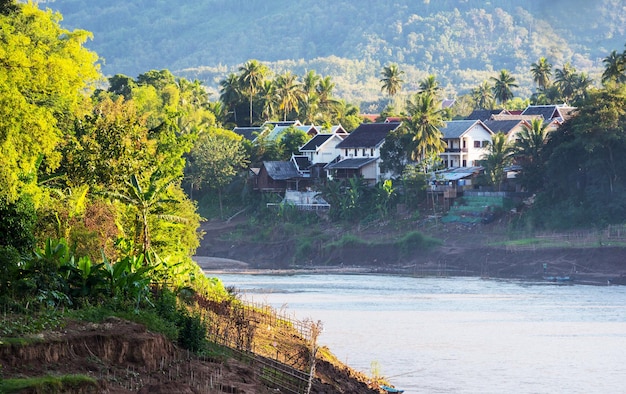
(212, 274, 626, 394)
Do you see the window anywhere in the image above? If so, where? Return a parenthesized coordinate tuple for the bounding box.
(462, 160, 467, 167)
(474, 141, 480, 148)
(482, 140, 490, 147)
(354, 149, 358, 156)
(370, 148, 374, 156)
(362, 149, 366, 156)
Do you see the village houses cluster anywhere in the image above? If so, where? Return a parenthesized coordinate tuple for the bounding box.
(234, 104, 576, 207)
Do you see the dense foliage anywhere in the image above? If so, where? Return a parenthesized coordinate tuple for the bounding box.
(47, 0, 625, 108)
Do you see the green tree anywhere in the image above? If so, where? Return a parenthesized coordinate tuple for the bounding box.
(219, 72, 242, 124)
(601, 50, 626, 85)
(530, 57, 553, 90)
(380, 63, 404, 103)
(403, 93, 446, 164)
(187, 128, 248, 215)
(490, 69, 518, 105)
(513, 118, 549, 193)
(0, 3, 100, 202)
(239, 60, 269, 126)
(107, 172, 185, 255)
(280, 127, 310, 159)
(471, 81, 494, 110)
(481, 132, 513, 190)
(418, 74, 442, 98)
(275, 72, 304, 121)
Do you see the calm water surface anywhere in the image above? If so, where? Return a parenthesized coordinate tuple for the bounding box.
(213, 274, 626, 394)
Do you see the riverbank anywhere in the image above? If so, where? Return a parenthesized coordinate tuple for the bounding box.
(196, 217, 626, 286)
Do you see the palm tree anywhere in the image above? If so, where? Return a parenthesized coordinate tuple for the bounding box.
(275, 72, 305, 121)
(380, 63, 405, 102)
(316, 76, 341, 119)
(419, 74, 441, 98)
(481, 132, 513, 191)
(601, 50, 626, 85)
(530, 57, 553, 90)
(554, 62, 577, 103)
(490, 69, 518, 105)
(471, 80, 495, 109)
(259, 79, 278, 121)
(219, 73, 241, 123)
(303, 70, 321, 97)
(107, 172, 184, 254)
(403, 92, 446, 163)
(513, 118, 549, 192)
(238, 60, 269, 126)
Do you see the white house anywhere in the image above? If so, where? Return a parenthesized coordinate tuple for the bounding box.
(325, 122, 401, 184)
(440, 120, 493, 168)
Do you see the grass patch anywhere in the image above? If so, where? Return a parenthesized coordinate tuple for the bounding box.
(0, 312, 66, 338)
(325, 234, 370, 249)
(394, 231, 442, 257)
(0, 374, 97, 393)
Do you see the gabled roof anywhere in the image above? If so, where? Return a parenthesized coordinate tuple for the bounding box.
(263, 120, 302, 127)
(521, 105, 576, 121)
(292, 155, 311, 171)
(300, 134, 334, 152)
(336, 122, 401, 149)
(262, 161, 302, 180)
(324, 157, 377, 170)
(490, 114, 540, 121)
(329, 125, 348, 135)
(441, 120, 491, 139)
(465, 109, 509, 121)
(483, 119, 525, 135)
(233, 126, 262, 141)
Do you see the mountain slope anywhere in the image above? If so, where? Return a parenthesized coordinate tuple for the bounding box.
(44, 0, 626, 104)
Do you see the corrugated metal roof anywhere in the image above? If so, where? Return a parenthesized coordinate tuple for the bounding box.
(324, 157, 377, 170)
(300, 134, 333, 151)
(262, 161, 302, 180)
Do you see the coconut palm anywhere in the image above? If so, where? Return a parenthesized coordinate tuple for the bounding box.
(380, 63, 405, 102)
(219, 73, 241, 123)
(554, 62, 577, 102)
(419, 74, 441, 98)
(259, 80, 278, 121)
(403, 92, 446, 163)
(601, 50, 626, 85)
(530, 57, 553, 90)
(513, 118, 549, 192)
(238, 60, 269, 126)
(471, 80, 495, 109)
(490, 69, 518, 104)
(481, 132, 513, 190)
(275, 72, 305, 121)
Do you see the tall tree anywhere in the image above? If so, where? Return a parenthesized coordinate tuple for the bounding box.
(219, 73, 242, 124)
(275, 72, 304, 121)
(380, 63, 405, 103)
(418, 74, 441, 98)
(403, 93, 446, 164)
(513, 118, 549, 193)
(238, 60, 269, 126)
(471, 81, 495, 110)
(490, 69, 518, 105)
(530, 57, 553, 90)
(187, 127, 248, 216)
(554, 62, 577, 103)
(481, 132, 513, 191)
(601, 50, 626, 85)
(0, 3, 100, 202)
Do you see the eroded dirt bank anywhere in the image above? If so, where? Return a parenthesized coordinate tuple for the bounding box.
(196, 218, 626, 286)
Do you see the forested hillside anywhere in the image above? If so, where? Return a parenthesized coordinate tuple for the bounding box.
(42, 0, 626, 107)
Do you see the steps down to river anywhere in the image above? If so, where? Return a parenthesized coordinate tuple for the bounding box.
(442, 193, 514, 224)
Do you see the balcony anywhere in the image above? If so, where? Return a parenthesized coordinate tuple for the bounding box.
(444, 148, 468, 153)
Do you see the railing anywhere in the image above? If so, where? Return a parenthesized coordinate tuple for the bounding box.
(196, 296, 322, 394)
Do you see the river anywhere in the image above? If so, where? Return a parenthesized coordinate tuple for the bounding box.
(212, 274, 626, 394)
